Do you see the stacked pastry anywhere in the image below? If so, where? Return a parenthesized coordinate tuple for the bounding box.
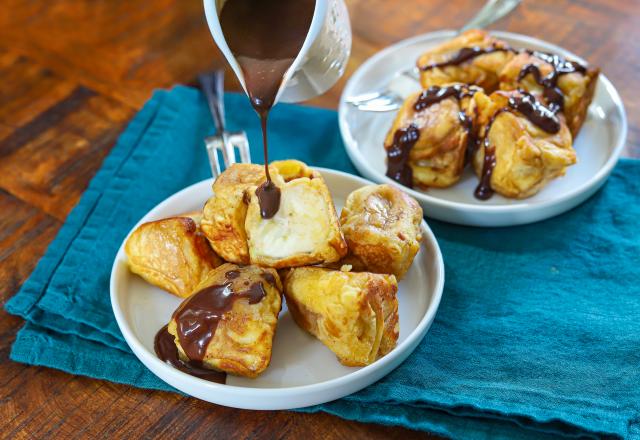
(125, 160, 423, 379)
(385, 29, 599, 199)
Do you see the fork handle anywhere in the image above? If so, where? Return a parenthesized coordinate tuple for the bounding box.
(198, 71, 226, 134)
(459, 0, 521, 32)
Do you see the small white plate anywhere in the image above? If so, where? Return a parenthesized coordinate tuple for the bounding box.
(339, 30, 627, 226)
(110, 168, 444, 410)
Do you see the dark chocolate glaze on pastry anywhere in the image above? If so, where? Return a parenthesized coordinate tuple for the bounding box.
(386, 124, 420, 188)
(517, 50, 587, 114)
(419, 45, 516, 71)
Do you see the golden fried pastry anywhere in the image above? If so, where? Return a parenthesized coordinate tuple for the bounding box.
(499, 51, 599, 137)
(472, 90, 576, 199)
(417, 29, 515, 92)
(167, 263, 282, 378)
(125, 216, 223, 298)
(283, 267, 398, 366)
(384, 84, 480, 188)
(245, 161, 347, 268)
(340, 184, 422, 280)
(200, 163, 274, 264)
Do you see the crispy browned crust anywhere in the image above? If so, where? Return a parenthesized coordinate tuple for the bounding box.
(200, 163, 269, 264)
(417, 29, 515, 93)
(168, 263, 282, 378)
(125, 216, 223, 298)
(472, 90, 577, 199)
(245, 162, 347, 268)
(566, 67, 599, 138)
(283, 267, 398, 367)
(340, 184, 422, 280)
(384, 87, 479, 188)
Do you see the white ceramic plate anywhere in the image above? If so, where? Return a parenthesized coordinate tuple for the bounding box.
(110, 168, 444, 410)
(339, 30, 627, 226)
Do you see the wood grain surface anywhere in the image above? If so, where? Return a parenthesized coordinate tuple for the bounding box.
(1, 0, 638, 438)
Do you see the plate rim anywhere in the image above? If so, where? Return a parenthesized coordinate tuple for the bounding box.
(338, 30, 628, 216)
(110, 167, 445, 404)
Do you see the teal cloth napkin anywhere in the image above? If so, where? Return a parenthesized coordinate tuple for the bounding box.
(6, 85, 640, 440)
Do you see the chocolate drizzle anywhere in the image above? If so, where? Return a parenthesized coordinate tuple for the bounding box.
(420, 45, 516, 71)
(413, 84, 479, 111)
(474, 91, 561, 200)
(154, 325, 227, 383)
(255, 180, 281, 219)
(474, 108, 507, 200)
(385, 125, 420, 188)
(220, 0, 315, 219)
(517, 51, 587, 114)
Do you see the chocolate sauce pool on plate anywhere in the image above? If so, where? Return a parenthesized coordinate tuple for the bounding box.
(154, 325, 227, 384)
(220, 0, 315, 218)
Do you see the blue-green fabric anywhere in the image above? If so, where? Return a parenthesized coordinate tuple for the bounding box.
(6, 86, 640, 439)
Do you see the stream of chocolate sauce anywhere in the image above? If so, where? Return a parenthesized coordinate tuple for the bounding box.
(154, 269, 271, 382)
(220, 0, 315, 218)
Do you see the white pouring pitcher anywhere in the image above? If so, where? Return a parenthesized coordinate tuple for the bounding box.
(203, 0, 351, 104)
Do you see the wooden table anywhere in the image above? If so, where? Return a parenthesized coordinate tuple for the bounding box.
(1, 0, 638, 438)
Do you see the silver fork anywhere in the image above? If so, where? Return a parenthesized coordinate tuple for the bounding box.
(346, 0, 521, 112)
(199, 71, 251, 178)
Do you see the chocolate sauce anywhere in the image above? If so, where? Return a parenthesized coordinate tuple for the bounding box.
(413, 84, 478, 111)
(517, 51, 587, 114)
(385, 125, 420, 188)
(263, 272, 276, 287)
(420, 45, 515, 71)
(154, 325, 227, 383)
(220, 0, 315, 219)
(225, 269, 240, 280)
(255, 180, 281, 219)
(507, 91, 560, 133)
(474, 108, 507, 200)
(172, 279, 267, 362)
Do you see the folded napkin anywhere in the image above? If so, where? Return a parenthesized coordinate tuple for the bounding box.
(6, 86, 640, 439)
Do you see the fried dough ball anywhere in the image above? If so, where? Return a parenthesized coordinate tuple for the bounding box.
(125, 216, 222, 298)
(200, 163, 276, 264)
(472, 90, 577, 199)
(245, 161, 347, 268)
(167, 263, 282, 378)
(417, 29, 515, 93)
(384, 85, 480, 188)
(340, 184, 422, 280)
(283, 267, 398, 366)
